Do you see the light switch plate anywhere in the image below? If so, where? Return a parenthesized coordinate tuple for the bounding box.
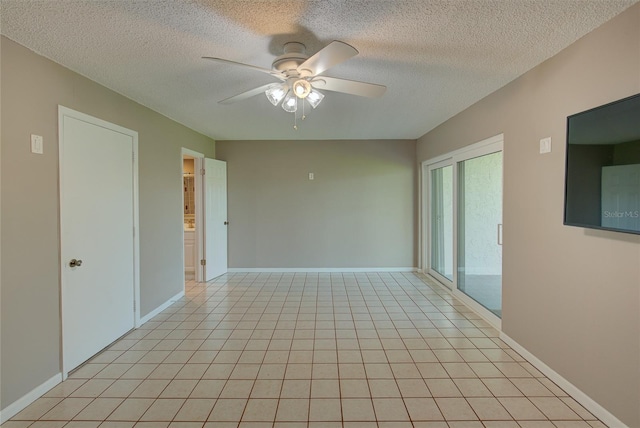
(539, 137, 552, 154)
(31, 134, 44, 154)
(309, 173, 314, 180)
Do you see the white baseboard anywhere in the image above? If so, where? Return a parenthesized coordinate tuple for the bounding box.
(227, 267, 418, 273)
(139, 290, 185, 325)
(0, 373, 62, 424)
(463, 268, 502, 275)
(499, 332, 627, 428)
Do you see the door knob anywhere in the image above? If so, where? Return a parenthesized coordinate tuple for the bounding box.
(69, 259, 83, 267)
(224, 221, 229, 225)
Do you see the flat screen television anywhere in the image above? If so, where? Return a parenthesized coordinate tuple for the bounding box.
(564, 93, 640, 235)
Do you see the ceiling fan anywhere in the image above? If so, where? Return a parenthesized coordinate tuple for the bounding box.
(203, 41, 386, 128)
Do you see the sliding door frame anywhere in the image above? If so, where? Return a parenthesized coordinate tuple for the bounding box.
(421, 134, 504, 329)
(424, 158, 455, 288)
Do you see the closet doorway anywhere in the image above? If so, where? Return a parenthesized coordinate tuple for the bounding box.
(59, 106, 139, 375)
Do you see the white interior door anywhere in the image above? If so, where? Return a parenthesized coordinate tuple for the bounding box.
(204, 158, 228, 280)
(59, 107, 138, 374)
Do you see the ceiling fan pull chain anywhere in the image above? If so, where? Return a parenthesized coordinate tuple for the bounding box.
(302, 98, 306, 121)
(293, 98, 298, 130)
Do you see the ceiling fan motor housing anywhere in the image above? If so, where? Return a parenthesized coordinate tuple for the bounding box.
(272, 42, 310, 77)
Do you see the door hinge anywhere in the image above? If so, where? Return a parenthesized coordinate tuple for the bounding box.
(201, 259, 206, 266)
(201, 168, 205, 175)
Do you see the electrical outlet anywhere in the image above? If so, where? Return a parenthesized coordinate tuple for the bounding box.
(309, 173, 314, 180)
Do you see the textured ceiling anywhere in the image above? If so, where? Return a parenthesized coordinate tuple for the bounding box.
(1, 0, 637, 141)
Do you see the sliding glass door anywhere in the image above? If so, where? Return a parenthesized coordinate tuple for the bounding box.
(423, 135, 503, 324)
(457, 151, 503, 317)
(429, 163, 453, 283)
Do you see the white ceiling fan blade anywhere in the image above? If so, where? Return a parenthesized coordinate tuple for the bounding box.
(203, 57, 285, 80)
(313, 76, 386, 98)
(297, 41, 358, 76)
(219, 83, 275, 105)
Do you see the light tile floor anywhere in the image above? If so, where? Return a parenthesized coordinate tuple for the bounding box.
(3, 272, 607, 428)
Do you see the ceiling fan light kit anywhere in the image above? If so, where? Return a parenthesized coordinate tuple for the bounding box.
(203, 40, 386, 130)
(265, 83, 288, 106)
(282, 91, 298, 113)
(306, 90, 324, 109)
(293, 79, 312, 98)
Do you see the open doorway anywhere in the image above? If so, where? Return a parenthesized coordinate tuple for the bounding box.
(181, 149, 229, 284)
(182, 149, 204, 282)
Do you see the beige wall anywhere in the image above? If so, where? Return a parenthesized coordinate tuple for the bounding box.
(216, 140, 417, 269)
(0, 37, 215, 409)
(417, 4, 640, 426)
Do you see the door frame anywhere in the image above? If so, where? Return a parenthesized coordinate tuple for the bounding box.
(181, 148, 205, 283)
(58, 106, 141, 378)
(421, 133, 503, 329)
(423, 158, 455, 288)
